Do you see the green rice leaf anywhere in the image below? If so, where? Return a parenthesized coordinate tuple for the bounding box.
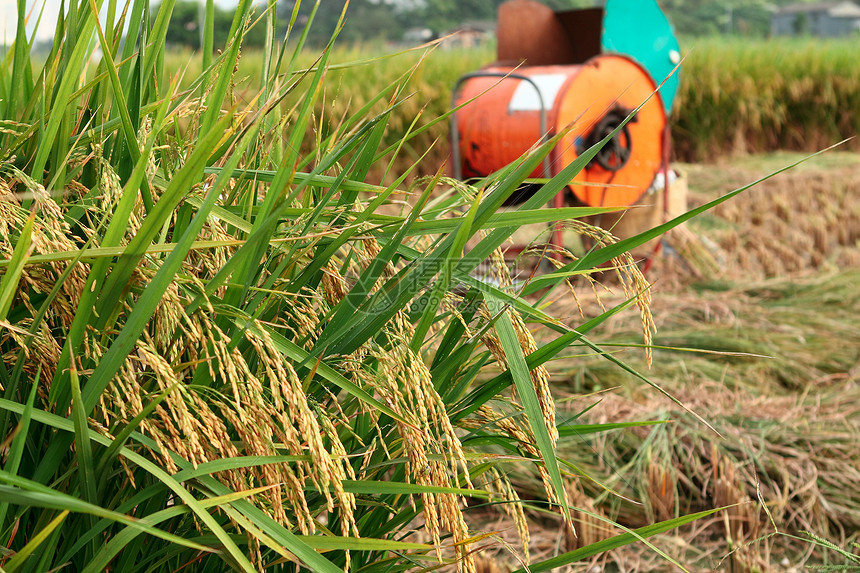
(557, 420, 668, 437)
(88, 0, 150, 210)
(0, 211, 34, 320)
(31, 0, 99, 179)
(295, 536, 431, 552)
(3, 510, 69, 573)
(69, 353, 97, 507)
(0, 369, 39, 528)
(339, 480, 488, 497)
(509, 508, 725, 573)
(83, 487, 279, 573)
(0, 480, 210, 553)
(494, 308, 570, 523)
(411, 169, 471, 350)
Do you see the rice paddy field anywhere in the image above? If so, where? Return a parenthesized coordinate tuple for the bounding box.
(1, 5, 860, 572)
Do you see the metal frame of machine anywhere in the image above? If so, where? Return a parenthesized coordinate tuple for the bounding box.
(450, 0, 682, 259)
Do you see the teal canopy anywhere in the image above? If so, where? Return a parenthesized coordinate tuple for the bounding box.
(601, 0, 682, 115)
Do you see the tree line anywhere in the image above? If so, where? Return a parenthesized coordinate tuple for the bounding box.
(160, 0, 825, 50)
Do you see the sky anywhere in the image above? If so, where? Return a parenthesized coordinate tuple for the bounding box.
(0, 0, 240, 45)
(0, 0, 60, 43)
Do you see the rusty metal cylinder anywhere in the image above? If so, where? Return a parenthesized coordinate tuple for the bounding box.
(452, 54, 666, 208)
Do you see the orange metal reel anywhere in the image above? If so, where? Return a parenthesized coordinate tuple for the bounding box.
(453, 55, 666, 208)
(557, 55, 666, 207)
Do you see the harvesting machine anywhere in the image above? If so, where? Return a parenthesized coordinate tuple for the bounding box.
(451, 0, 684, 257)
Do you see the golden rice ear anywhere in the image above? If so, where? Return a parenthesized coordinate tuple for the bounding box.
(97, 294, 365, 540)
(371, 339, 477, 572)
(564, 219, 656, 367)
(0, 170, 93, 382)
(505, 216, 656, 367)
(321, 260, 349, 306)
(473, 405, 559, 516)
(480, 466, 530, 560)
(475, 248, 559, 446)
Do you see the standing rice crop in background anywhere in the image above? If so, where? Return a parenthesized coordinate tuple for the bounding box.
(672, 37, 860, 161)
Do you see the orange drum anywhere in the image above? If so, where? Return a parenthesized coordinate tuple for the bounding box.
(453, 54, 666, 208)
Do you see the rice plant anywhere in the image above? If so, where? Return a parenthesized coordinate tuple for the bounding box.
(0, 1, 781, 571)
(672, 36, 860, 161)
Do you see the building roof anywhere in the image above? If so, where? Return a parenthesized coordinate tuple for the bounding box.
(830, 1, 860, 16)
(776, 1, 860, 17)
(444, 21, 496, 34)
